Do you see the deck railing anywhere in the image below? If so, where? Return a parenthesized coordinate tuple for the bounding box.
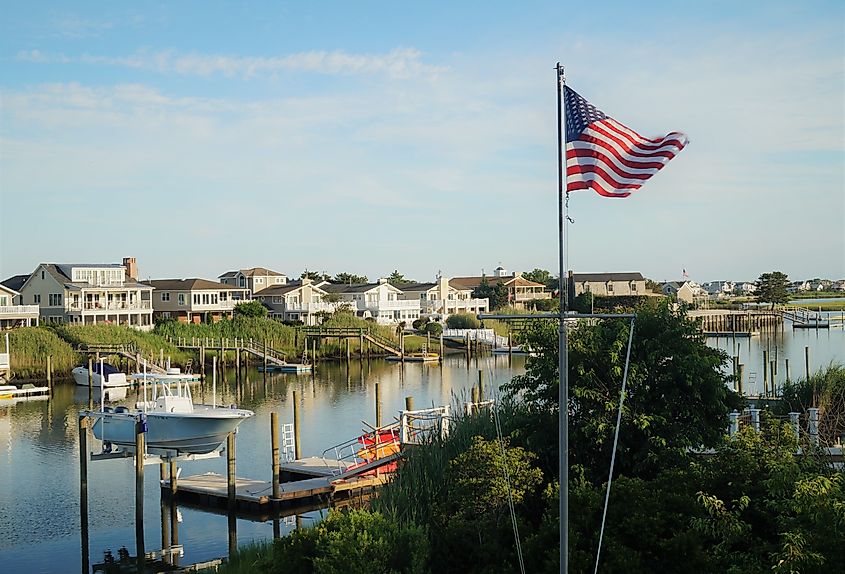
(0, 305, 40, 316)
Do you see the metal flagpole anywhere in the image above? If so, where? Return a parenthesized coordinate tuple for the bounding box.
(556, 62, 569, 574)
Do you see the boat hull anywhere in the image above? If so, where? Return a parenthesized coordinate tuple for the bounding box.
(73, 367, 129, 387)
(88, 407, 253, 455)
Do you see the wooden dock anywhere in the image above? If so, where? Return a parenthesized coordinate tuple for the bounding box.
(162, 454, 400, 514)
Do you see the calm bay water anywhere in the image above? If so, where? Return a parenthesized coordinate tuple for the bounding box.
(0, 354, 526, 573)
(1, 324, 842, 573)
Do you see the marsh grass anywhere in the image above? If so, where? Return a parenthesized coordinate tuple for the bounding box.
(5, 327, 78, 379)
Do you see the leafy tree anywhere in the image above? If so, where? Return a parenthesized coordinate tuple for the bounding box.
(233, 300, 268, 318)
(424, 322, 443, 337)
(645, 279, 664, 294)
(301, 269, 329, 281)
(506, 299, 743, 479)
(523, 268, 559, 291)
(446, 313, 480, 330)
(387, 270, 415, 286)
(412, 317, 429, 330)
(333, 272, 368, 284)
(472, 278, 509, 310)
(755, 271, 790, 308)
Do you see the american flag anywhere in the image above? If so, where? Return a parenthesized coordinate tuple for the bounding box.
(564, 86, 688, 198)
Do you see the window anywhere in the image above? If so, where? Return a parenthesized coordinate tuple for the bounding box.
(161, 312, 171, 319)
(631, 282, 638, 292)
(34, 294, 41, 304)
(202, 293, 210, 305)
(239, 276, 245, 287)
(220, 291, 228, 301)
(275, 277, 282, 284)
(255, 277, 263, 284)
(178, 293, 186, 306)
(48, 293, 62, 306)
(607, 283, 614, 293)
(161, 292, 171, 302)
(0, 296, 7, 306)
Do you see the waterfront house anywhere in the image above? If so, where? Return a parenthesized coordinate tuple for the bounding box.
(661, 281, 706, 305)
(398, 276, 490, 319)
(572, 272, 647, 297)
(450, 267, 550, 309)
(218, 267, 287, 298)
(0, 282, 40, 328)
(15, 258, 154, 330)
(702, 281, 735, 298)
(250, 278, 338, 325)
(321, 278, 421, 325)
(143, 279, 250, 323)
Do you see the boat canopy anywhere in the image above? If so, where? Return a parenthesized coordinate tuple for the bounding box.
(92, 362, 121, 377)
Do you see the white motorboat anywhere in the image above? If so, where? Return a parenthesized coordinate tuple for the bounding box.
(84, 378, 253, 456)
(129, 367, 201, 384)
(73, 362, 129, 388)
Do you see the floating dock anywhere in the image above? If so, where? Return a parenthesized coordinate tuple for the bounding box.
(162, 454, 398, 513)
(0, 384, 50, 399)
(257, 363, 312, 373)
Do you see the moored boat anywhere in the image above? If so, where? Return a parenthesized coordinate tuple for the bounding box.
(84, 379, 253, 456)
(72, 362, 129, 388)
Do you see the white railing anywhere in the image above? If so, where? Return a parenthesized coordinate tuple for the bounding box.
(356, 299, 421, 311)
(281, 301, 341, 313)
(0, 305, 40, 316)
(67, 301, 152, 311)
(442, 328, 507, 346)
(422, 298, 490, 314)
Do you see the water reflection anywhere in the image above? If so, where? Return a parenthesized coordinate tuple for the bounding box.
(1, 355, 525, 573)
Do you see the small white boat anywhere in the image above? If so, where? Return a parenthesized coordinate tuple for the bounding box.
(84, 378, 253, 456)
(73, 362, 129, 388)
(492, 345, 532, 355)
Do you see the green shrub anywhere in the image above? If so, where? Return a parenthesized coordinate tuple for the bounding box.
(424, 322, 443, 337)
(445, 313, 480, 330)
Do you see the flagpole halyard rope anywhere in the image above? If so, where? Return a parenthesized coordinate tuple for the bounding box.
(594, 316, 636, 574)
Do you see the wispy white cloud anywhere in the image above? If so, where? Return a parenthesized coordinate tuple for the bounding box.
(16, 47, 445, 79)
(51, 15, 115, 39)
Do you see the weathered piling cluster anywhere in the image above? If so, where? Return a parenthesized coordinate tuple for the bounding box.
(696, 310, 783, 334)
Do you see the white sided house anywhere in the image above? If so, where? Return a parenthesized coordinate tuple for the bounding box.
(572, 272, 647, 297)
(251, 279, 338, 325)
(322, 279, 421, 325)
(0, 281, 40, 329)
(450, 267, 550, 309)
(218, 267, 287, 298)
(398, 276, 490, 319)
(17, 258, 154, 330)
(143, 279, 250, 323)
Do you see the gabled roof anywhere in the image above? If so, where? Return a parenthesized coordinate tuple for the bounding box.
(143, 278, 244, 291)
(0, 283, 20, 296)
(398, 282, 437, 292)
(1, 274, 30, 292)
(449, 275, 546, 290)
(240, 267, 285, 277)
(323, 282, 403, 294)
(572, 272, 645, 282)
(252, 281, 327, 297)
(218, 270, 238, 279)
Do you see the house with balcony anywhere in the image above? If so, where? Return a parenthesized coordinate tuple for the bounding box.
(321, 278, 421, 325)
(398, 276, 490, 319)
(0, 282, 40, 328)
(450, 267, 550, 309)
(143, 279, 250, 323)
(218, 267, 287, 298)
(250, 278, 338, 325)
(572, 272, 647, 297)
(16, 259, 154, 330)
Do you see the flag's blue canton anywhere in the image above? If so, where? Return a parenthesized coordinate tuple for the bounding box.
(564, 86, 607, 142)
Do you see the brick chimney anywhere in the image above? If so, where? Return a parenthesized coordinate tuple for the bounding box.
(123, 257, 138, 282)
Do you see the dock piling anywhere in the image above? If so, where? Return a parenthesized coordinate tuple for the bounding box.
(227, 433, 236, 511)
(405, 396, 414, 411)
(293, 390, 301, 460)
(271, 412, 280, 500)
(79, 416, 90, 574)
(375, 383, 381, 428)
(135, 418, 146, 571)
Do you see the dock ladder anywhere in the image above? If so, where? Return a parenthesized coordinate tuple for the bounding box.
(281, 423, 296, 462)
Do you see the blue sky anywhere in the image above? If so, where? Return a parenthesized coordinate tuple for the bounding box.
(1, 1, 843, 285)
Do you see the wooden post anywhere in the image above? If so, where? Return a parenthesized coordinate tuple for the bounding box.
(346, 338, 351, 362)
(271, 412, 280, 500)
(227, 432, 236, 511)
(79, 416, 90, 574)
(375, 383, 382, 428)
(508, 330, 513, 361)
(312, 339, 317, 364)
(478, 369, 484, 400)
(88, 356, 93, 388)
(47, 355, 52, 390)
(263, 339, 268, 373)
(770, 361, 776, 397)
(236, 346, 241, 380)
(471, 386, 479, 408)
(805, 346, 811, 380)
(135, 418, 146, 569)
(439, 334, 444, 362)
(293, 390, 301, 460)
(737, 363, 744, 396)
(785, 358, 791, 382)
(169, 460, 177, 497)
(405, 396, 414, 411)
(762, 349, 768, 392)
